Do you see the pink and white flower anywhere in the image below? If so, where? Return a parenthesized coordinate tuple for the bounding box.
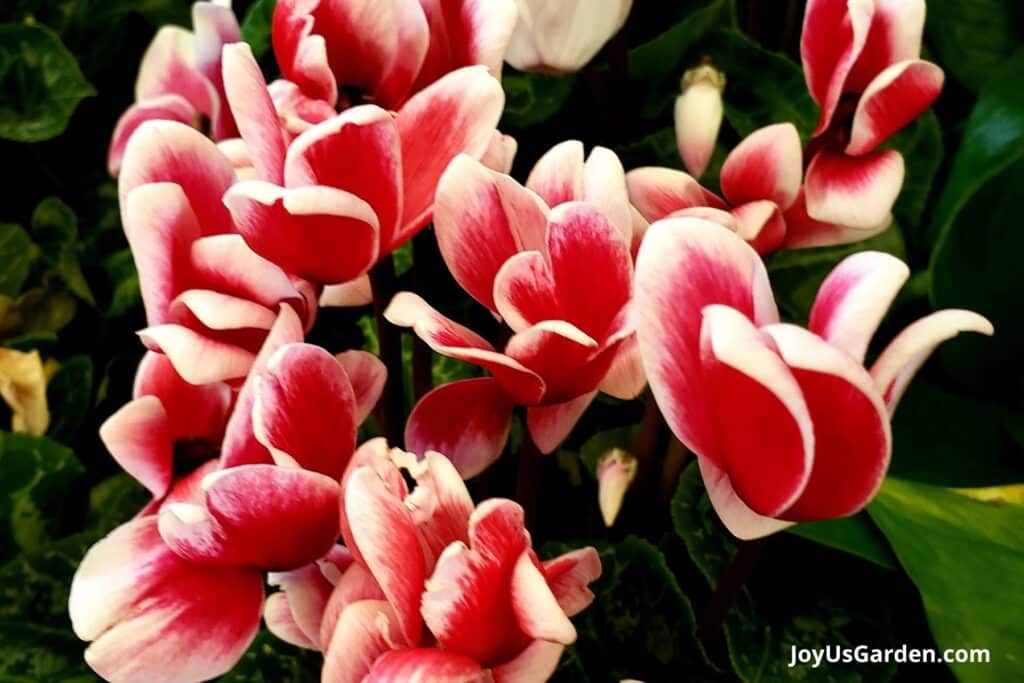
(384, 143, 646, 476)
(632, 217, 992, 539)
(505, 0, 633, 74)
(798, 0, 943, 231)
(108, 0, 242, 175)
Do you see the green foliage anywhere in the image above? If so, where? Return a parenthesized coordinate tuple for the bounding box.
(0, 224, 36, 296)
(45, 355, 92, 443)
(0, 22, 94, 142)
(926, 0, 1021, 92)
(869, 479, 1024, 682)
(501, 70, 577, 130)
(31, 198, 94, 305)
(788, 516, 898, 571)
(241, 0, 277, 60)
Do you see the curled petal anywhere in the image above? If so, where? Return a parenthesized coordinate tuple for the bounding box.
(138, 324, 256, 384)
(526, 140, 584, 207)
(133, 351, 231, 443)
(69, 516, 263, 683)
(189, 233, 303, 312)
(583, 146, 633, 242)
(510, 552, 576, 644)
(526, 391, 596, 454)
(633, 218, 778, 461)
(808, 251, 909, 363)
(493, 251, 561, 333)
(99, 397, 173, 498)
(319, 563, 386, 651)
(135, 26, 213, 113)
(108, 96, 198, 176)
(781, 188, 892, 249)
(626, 167, 723, 223)
(395, 66, 506, 247)
(321, 275, 373, 307)
(169, 289, 278, 332)
(845, 0, 927, 93)
(192, 1, 242, 139)
(597, 333, 647, 400)
(272, 0, 338, 104)
(264, 592, 318, 649)
(364, 648, 489, 683)
(697, 456, 793, 540)
(158, 464, 341, 570)
(400, 451, 475, 562)
(505, 321, 607, 403)
(481, 130, 518, 174)
(729, 200, 787, 255)
(336, 350, 388, 424)
(870, 310, 994, 413)
(322, 600, 405, 683)
(804, 149, 905, 230)
(846, 59, 944, 155)
(406, 378, 516, 478)
(720, 123, 802, 210)
(254, 343, 358, 479)
(541, 547, 601, 617)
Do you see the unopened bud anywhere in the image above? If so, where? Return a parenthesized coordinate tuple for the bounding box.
(674, 62, 726, 178)
(597, 448, 638, 526)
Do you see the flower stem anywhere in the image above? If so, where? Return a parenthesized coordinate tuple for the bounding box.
(410, 231, 438, 400)
(515, 427, 542, 531)
(697, 538, 768, 641)
(369, 256, 405, 447)
(633, 391, 669, 496)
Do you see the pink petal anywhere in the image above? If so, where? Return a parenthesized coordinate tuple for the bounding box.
(385, 292, 546, 403)
(406, 378, 516, 478)
(526, 391, 596, 454)
(800, 0, 874, 134)
(804, 149, 905, 229)
(421, 499, 533, 666)
(762, 324, 891, 521)
(108, 95, 199, 176)
(481, 130, 518, 174)
(268, 546, 354, 649)
(268, 77, 337, 134)
(492, 251, 561, 333)
(374, 0, 430, 108)
(583, 146, 633, 242)
(286, 105, 402, 250)
(808, 251, 910, 363)
(398, 451, 474, 565)
(504, 321, 609, 404)
(720, 123, 802, 209)
(321, 275, 374, 307)
(364, 648, 489, 682)
(870, 310, 994, 413)
(699, 305, 814, 516)
(697, 456, 794, 540)
(633, 218, 778, 460)
(69, 516, 263, 683)
(192, 1, 242, 139)
(625, 167, 722, 223)
(546, 202, 632, 340)
(322, 600, 404, 683)
(224, 180, 380, 284)
(730, 200, 787, 255)
(222, 43, 288, 183)
(264, 592, 318, 649)
(310, 0, 401, 95)
(526, 140, 584, 207)
(845, 0, 927, 93)
(133, 351, 231, 443)
(510, 552, 576, 643)
(272, 0, 338, 104)
(541, 547, 601, 617)
(158, 464, 341, 570)
(98, 397, 173, 498)
(846, 59, 944, 155)
(319, 563, 387, 650)
(168, 289, 278, 332)
(337, 350, 388, 424)
(118, 120, 236, 235)
(135, 26, 214, 114)
(121, 182, 202, 325)
(253, 343, 358, 478)
(395, 66, 506, 248)
(781, 188, 892, 249)
(343, 466, 427, 645)
(138, 324, 256, 384)
(414, 0, 518, 87)
(189, 233, 304, 312)
(220, 305, 305, 468)
(434, 154, 548, 311)
(597, 334, 647, 400)
(491, 640, 564, 683)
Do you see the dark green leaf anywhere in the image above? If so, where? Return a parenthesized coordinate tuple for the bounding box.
(926, 0, 1021, 92)
(788, 515, 898, 571)
(0, 223, 36, 296)
(31, 198, 94, 305)
(46, 355, 93, 443)
(85, 474, 148, 535)
(241, 0, 277, 59)
(0, 22, 95, 142)
(672, 464, 897, 682)
(101, 249, 140, 318)
(886, 110, 943, 245)
(550, 536, 707, 681)
(0, 288, 77, 341)
(501, 70, 576, 130)
(766, 225, 905, 323)
(869, 479, 1024, 682)
(0, 432, 84, 560)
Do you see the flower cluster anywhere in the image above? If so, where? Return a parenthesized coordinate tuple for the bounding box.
(71, 0, 993, 681)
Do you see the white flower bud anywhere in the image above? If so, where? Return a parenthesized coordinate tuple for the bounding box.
(674, 63, 726, 178)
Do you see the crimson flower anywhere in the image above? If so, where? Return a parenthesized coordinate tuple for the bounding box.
(632, 217, 992, 538)
(384, 143, 646, 476)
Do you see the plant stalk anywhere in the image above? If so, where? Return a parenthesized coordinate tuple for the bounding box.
(369, 256, 405, 447)
(697, 538, 768, 641)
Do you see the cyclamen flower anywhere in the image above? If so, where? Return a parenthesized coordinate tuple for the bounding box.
(674, 62, 725, 179)
(119, 118, 320, 385)
(632, 218, 992, 539)
(218, 43, 506, 285)
(272, 0, 517, 111)
(799, 0, 943, 231)
(71, 306, 385, 682)
(384, 142, 647, 477)
(266, 440, 602, 682)
(628, 123, 804, 254)
(505, 0, 633, 74)
(108, 0, 241, 174)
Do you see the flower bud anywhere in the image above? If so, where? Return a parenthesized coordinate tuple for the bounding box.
(597, 448, 638, 527)
(505, 0, 633, 74)
(674, 62, 726, 178)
